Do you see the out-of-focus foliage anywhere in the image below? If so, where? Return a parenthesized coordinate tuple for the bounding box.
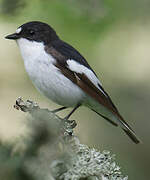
(0, 0, 26, 15)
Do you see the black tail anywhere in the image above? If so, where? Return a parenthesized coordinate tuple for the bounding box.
(92, 109, 141, 144)
(122, 127, 140, 144)
(92, 109, 118, 126)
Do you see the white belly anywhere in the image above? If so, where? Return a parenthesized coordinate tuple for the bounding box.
(17, 38, 85, 107)
(26, 60, 85, 106)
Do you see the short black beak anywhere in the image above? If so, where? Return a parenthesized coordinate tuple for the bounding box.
(5, 33, 19, 40)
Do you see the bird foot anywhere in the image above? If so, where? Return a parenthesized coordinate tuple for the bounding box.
(62, 119, 77, 136)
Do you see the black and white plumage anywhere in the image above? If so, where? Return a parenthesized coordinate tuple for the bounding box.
(5, 21, 140, 144)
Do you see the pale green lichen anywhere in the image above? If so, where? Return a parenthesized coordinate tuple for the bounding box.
(51, 137, 128, 180)
(14, 98, 128, 180)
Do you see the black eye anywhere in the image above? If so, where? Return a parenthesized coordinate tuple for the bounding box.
(29, 30, 35, 35)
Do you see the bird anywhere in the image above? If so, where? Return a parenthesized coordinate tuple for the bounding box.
(5, 21, 140, 144)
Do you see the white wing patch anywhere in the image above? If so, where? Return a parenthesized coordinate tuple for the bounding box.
(67, 60, 107, 96)
(16, 27, 22, 34)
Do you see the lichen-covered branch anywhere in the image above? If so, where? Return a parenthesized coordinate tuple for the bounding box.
(0, 97, 128, 180)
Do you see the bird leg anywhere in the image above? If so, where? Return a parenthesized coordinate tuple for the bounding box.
(51, 106, 67, 113)
(63, 104, 81, 121)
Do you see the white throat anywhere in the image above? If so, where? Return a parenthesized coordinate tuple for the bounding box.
(17, 38, 46, 62)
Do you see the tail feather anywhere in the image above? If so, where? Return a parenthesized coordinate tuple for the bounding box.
(117, 114, 141, 144)
(122, 128, 140, 144)
(90, 106, 141, 144)
(92, 109, 118, 126)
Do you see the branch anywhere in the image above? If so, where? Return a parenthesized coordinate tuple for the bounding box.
(0, 97, 128, 180)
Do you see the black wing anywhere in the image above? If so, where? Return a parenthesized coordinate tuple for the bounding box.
(51, 39, 96, 74)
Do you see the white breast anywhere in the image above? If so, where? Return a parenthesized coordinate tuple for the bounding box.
(17, 38, 85, 107)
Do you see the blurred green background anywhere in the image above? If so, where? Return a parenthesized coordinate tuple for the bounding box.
(0, 0, 150, 179)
